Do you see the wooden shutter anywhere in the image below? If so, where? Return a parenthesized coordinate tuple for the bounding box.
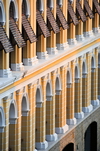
(68, 2, 79, 25)
(22, 15, 37, 43)
(76, 0, 87, 22)
(84, 0, 94, 19)
(9, 18, 26, 48)
(56, 5, 69, 29)
(47, 7, 60, 34)
(0, 25, 14, 53)
(36, 10, 50, 38)
(93, 0, 100, 15)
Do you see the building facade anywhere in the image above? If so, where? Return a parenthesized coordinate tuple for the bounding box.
(0, 0, 100, 151)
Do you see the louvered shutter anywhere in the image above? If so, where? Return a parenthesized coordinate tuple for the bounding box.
(84, 0, 94, 19)
(0, 25, 14, 53)
(68, 2, 79, 25)
(93, 0, 100, 15)
(76, 0, 87, 22)
(56, 4, 69, 29)
(36, 10, 50, 38)
(47, 7, 60, 33)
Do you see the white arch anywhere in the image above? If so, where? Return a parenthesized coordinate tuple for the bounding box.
(48, 0, 54, 10)
(91, 56, 96, 69)
(22, 0, 30, 17)
(9, 100, 17, 124)
(21, 93, 29, 116)
(55, 75, 62, 91)
(82, 60, 87, 74)
(67, 68, 72, 84)
(0, 107, 5, 132)
(46, 80, 52, 96)
(36, 85, 43, 107)
(75, 64, 80, 79)
(9, 0, 18, 20)
(0, 0, 6, 25)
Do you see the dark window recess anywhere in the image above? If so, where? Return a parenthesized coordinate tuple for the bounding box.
(93, 0, 100, 15)
(9, 18, 26, 48)
(76, 0, 87, 22)
(68, 2, 79, 25)
(56, 5, 69, 30)
(0, 24, 14, 53)
(47, 7, 60, 33)
(22, 15, 37, 43)
(84, 0, 94, 19)
(36, 10, 50, 38)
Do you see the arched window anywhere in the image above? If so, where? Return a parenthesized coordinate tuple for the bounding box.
(0, 1, 5, 25)
(47, 0, 54, 10)
(0, 107, 5, 133)
(55, 76, 62, 95)
(37, 0, 44, 13)
(21, 95, 29, 116)
(36, 87, 43, 107)
(9, 101, 17, 124)
(57, 0, 63, 7)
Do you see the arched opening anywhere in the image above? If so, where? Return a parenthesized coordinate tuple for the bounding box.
(98, 53, 100, 100)
(22, 0, 37, 66)
(55, 77, 61, 92)
(74, 65, 80, 118)
(66, 70, 74, 124)
(0, 107, 5, 150)
(82, 62, 87, 110)
(62, 143, 74, 151)
(45, 82, 55, 141)
(84, 122, 97, 151)
(91, 56, 98, 106)
(35, 87, 46, 149)
(21, 95, 29, 150)
(75, 66, 79, 79)
(9, 102, 17, 150)
(91, 57, 95, 68)
(36, 88, 41, 103)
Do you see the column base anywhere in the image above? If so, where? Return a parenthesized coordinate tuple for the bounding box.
(93, 27, 100, 34)
(91, 99, 99, 106)
(55, 124, 69, 134)
(46, 133, 58, 142)
(0, 68, 12, 78)
(84, 30, 94, 38)
(11, 62, 24, 71)
(76, 34, 85, 42)
(82, 104, 93, 113)
(67, 118, 77, 125)
(35, 141, 48, 150)
(74, 112, 84, 119)
(23, 56, 38, 66)
(37, 51, 48, 59)
(68, 38, 77, 45)
(47, 47, 58, 55)
(56, 42, 69, 50)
